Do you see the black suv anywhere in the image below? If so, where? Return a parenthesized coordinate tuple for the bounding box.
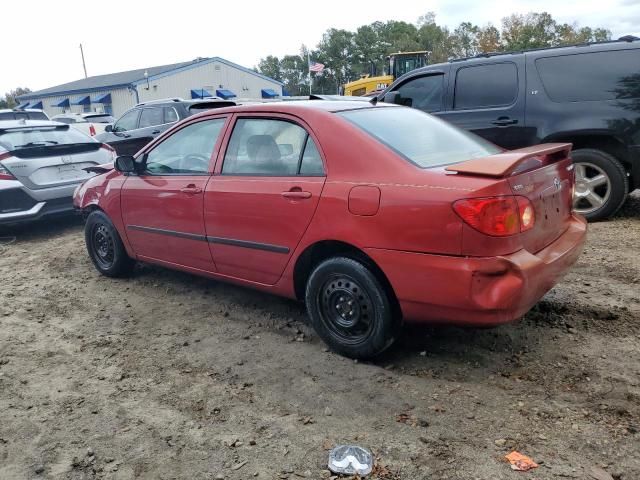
(96, 98, 235, 156)
(380, 37, 640, 220)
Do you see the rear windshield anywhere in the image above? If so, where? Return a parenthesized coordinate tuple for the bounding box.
(0, 126, 93, 151)
(83, 114, 115, 123)
(0, 111, 49, 121)
(339, 107, 501, 168)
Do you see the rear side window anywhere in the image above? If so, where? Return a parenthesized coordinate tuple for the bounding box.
(164, 107, 179, 123)
(339, 107, 501, 168)
(139, 108, 164, 128)
(536, 49, 640, 102)
(395, 74, 444, 112)
(222, 118, 314, 176)
(454, 63, 518, 110)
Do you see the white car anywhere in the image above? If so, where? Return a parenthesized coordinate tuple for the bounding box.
(0, 120, 115, 226)
(0, 108, 50, 121)
(50, 112, 115, 137)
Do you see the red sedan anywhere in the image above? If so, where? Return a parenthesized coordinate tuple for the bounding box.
(73, 101, 586, 359)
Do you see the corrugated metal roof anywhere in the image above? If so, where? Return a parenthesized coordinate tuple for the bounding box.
(19, 57, 282, 100)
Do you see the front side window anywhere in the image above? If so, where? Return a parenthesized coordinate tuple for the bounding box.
(222, 118, 313, 176)
(536, 49, 640, 102)
(144, 119, 226, 175)
(113, 109, 140, 132)
(139, 107, 164, 129)
(454, 62, 518, 110)
(340, 106, 501, 168)
(395, 74, 444, 112)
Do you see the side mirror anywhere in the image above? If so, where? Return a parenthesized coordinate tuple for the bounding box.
(383, 91, 400, 104)
(114, 155, 136, 173)
(104, 124, 113, 132)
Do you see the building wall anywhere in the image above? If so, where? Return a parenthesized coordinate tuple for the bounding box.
(27, 88, 136, 119)
(20, 59, 282, 118)
(136, 60, 282, 104)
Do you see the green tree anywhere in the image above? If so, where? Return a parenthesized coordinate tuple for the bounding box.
(477, 25, 502, 53)
(3, 87, 32, 108)
(257, 55, 282, 82)
(501, 12, 557, 50)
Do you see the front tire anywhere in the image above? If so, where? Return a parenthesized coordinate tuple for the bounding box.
(572, 148, 628, 221)
(85, 210, 135, 277)
(305, 257, 398, 359)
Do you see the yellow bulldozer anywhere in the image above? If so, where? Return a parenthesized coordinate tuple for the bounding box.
(343, 51, 430, 96)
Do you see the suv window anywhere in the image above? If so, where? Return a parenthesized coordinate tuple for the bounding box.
(222, 118, 311, 176)
(535, 49, 640, 102)
(145, 119, 226, 175)
(164, 107, 179, 123)
(139, 107, 164, 129)
(83, 114, 115, 123)
(54, 117, 75, 124)
(113, 109, 140, 132)
(454, 63, 518, 110)
(395, 74, 444, 112)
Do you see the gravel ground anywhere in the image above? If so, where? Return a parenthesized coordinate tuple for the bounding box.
(0, 195, 639, 480)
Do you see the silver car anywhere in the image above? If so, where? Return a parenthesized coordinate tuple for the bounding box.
(0, 120, 115, 226)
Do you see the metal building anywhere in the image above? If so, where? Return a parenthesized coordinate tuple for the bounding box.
(16, 57, 283, 117)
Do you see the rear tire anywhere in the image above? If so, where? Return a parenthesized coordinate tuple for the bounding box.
(305, 256, 397, 359)
(572, 148, 628, 221)
(85, 210, 135, 277)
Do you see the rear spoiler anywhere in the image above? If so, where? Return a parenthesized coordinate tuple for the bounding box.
(84, 162, 114, 174)
(445, 143, 572, 178)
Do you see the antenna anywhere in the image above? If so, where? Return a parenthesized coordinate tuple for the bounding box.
(79, 43, 88, 79)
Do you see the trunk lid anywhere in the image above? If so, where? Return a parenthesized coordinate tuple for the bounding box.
(447, 143, 574, 253)
(1, 143, 107, 189)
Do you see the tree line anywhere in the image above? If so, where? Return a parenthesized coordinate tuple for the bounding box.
(0, 87, 31, 109)
(257, 11, 612, 95)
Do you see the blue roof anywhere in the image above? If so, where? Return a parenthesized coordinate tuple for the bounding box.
(215, 89, 236, 99)
(72, 96, 91, 105)
(191, 88, 212, 99)
(16, 102, 30, 109)
(18, 57, 283, 101)
(30, 101, 43, 109)
(261, 88, 278, 98)
(52, 98, 70, 108)
(92, 93, 112, 103)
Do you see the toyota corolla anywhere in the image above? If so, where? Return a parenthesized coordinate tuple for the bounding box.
(73, 101, 586, 359)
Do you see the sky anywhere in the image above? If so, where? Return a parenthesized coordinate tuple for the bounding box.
(2, 0, 639, 96)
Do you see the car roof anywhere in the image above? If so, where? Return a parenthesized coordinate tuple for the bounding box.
(194, 100, 396, 116)
(0, 119, 67, 130)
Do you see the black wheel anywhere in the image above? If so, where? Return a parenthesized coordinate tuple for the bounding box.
(85, 210, 135, 277)
(305, 257, 398, 359)
(572, 149, 628, 221)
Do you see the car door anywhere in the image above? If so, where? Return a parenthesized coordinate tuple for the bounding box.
(205, 114, 326, 285)
(437, 60, 528, 149)
(120, 117, 229, 271)
(105, 108, 141, 156)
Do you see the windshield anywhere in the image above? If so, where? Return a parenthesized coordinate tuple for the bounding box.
(0, 126, 93, 151)
(339, 107, 502, 168)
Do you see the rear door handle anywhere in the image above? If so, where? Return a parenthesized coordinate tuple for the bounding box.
(282, 190, 312, 200)
(180, 185, 202, 194)
(151, 130, 161, 134)
(492, 117, 518, 127)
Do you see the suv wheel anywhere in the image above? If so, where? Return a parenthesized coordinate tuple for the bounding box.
(85, 210, 135, 277)
(305, 257, 398, 359)
(572, 148, 628, 221)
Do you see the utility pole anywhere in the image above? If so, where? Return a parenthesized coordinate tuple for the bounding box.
(79, 44, 88, 79)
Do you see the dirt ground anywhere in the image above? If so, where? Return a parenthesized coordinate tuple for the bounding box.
(1, 196, 639, 480)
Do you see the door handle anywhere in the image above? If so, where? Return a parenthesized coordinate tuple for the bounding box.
(491, 117, 518, 127)
(151, 130, 161, 134)
(180, 185, 202, 194)
(282, 189, 312, 200)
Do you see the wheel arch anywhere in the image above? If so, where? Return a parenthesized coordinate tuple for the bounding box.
(543, 132, 635, 189)
(292, 240, 401, 318)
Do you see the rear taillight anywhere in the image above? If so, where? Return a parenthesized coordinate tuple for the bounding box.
(0, 153, 15, 180)
(453, 196, 535, 237)
(100, 143, 117, 161)
(89, 124, 96, 136)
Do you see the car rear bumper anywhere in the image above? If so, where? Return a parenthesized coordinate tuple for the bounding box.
(365, 214, 587, 326)
(0, 182, 78, 225)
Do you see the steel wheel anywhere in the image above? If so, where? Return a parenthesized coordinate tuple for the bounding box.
(91, 224, 115, 269)
(317, 273, 375, 346)
(573, 162, 611, 215)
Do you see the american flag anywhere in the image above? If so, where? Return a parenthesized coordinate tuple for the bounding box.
(309, 60, 325, 73)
